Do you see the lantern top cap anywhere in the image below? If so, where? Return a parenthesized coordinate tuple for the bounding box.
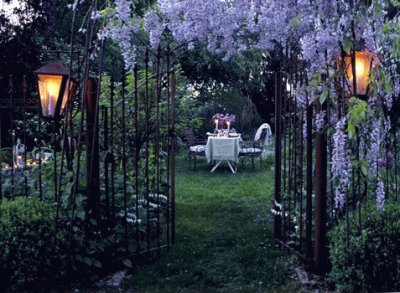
(34, 61, 69, 76)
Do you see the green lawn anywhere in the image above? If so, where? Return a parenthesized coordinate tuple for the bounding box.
(123, 152, 300, 292)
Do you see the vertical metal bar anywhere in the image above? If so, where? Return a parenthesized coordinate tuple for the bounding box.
(298, 70, 304, 251)
(69, 1, 95, 244)
(306, 103, 313, 259)
(282, 75, 287, 242)
(110, 78, 116, 219)
(166, 46, 171, 250)
(55, 0, 79, 246)
(103, 106, 110, 219)
(314, 100, 328, 273)
(87, 40, 106, 225)
(327, 101, 334, 222)
(351, 21, 358, 97)
(134, 66, 140, 252)
(155, 50, 161, 252)
(274, 70, 282, 239)
(53, 121, 58, 201)
(170, 70, 176, 244)
(145, 50, 151, 252)
(56, 0, 79, 232)
(86, 78, 101, 221)
(0, 161, 2, 201)
(22, 75, 28, 197)
(289, 85, 294, 242)
(122, 70, 128, 248)
(394, 123, 398, 200)
(0, 83, 2, 197)
(9, 75, 15, 196)
(38, 115, 43, 200)
(286, 75, 292, 243)
(66, 0, 78, 172)
(290, 72, 298, 245)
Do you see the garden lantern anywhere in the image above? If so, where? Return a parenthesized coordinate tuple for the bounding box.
(342, 51, 375, 97)
(34, 61, 73, 119)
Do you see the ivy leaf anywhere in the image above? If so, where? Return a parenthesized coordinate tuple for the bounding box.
(347, 124, 356, 139)
(320, 90, 329, 104)
(292, 14, 302, 28)
(123, 259, 133, 268)
(343, 38, 352, 54)
(92, 259, 102, 268)
(360, 159, 368, 176)
(76, 210, 85, 221)
(140, 19, 146, 31)
(83, 257, 92, 266)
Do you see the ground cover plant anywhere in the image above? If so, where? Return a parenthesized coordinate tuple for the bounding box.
(122, 153, 300, 292)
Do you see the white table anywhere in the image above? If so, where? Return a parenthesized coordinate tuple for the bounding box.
(205, 136, 240, 173)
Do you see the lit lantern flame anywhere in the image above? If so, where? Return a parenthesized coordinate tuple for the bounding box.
(341, 51, 377, 96)
(37, 74, 63, 117)
(34, 61, 73, 119)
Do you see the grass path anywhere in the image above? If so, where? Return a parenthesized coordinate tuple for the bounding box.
(123, 155, 299, 292)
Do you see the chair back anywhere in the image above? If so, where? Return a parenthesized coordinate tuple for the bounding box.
(253, 123, 272, 146)
(184, 128, 196, 146)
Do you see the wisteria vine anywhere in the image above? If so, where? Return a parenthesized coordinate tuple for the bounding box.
(71, 0, 400, 212)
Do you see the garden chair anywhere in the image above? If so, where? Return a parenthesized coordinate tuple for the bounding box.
(239, 140, 263, 169)
(239, 123, 272, 170)
(184, 128, 206, 170)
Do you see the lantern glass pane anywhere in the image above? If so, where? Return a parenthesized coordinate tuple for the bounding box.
(60, 80, 73, 115)
(344, 51, 372, 96)
(37, 74, 63, 117)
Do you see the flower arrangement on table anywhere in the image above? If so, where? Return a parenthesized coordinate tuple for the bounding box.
(212, 113, 236, 133)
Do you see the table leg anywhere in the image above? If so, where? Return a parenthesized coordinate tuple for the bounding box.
(227, 161, 237, 174)
(210, 160, 222, 173)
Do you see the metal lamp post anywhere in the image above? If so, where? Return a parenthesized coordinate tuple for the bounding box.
(34, 61, 75, 200)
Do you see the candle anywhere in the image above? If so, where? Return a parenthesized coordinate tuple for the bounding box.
(16, 155, 24, 169)
(47, 82, 57, 116)
(214, 119, 219, 133)
(227, 121, 231, 133)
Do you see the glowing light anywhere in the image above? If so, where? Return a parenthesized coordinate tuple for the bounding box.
(339, 51, 377, 96)
(34, 61, 73, 119)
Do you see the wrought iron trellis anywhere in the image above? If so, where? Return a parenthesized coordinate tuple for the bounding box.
(273, 44, 400, 274)
(273, 48, 336, 272)
(0, 6, 177, 272)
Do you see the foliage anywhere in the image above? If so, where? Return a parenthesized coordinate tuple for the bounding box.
(329, 201, 400, 292)
(347, 97, 369, 139)
(0, 197, 68, 291)
(179, 49, 277, 122)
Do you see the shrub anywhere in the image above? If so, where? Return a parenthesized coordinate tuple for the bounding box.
(329, 201, 400, 292)
(0, 197, 68, 291)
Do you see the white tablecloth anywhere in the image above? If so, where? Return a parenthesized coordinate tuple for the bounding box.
(205, 136, 240, 163)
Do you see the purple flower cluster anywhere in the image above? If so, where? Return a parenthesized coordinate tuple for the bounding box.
(332, 118, 351, 209)
(67, 0, 87, 11)
(378, 152, 394, 169)
(97, 0, 141, 70)
(296, 90, 308, 109)
(376, 180, 385, 212)
(302, 112, 308, 143)
(212, 113, 236, 126)
(367, 119, 382, 177)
